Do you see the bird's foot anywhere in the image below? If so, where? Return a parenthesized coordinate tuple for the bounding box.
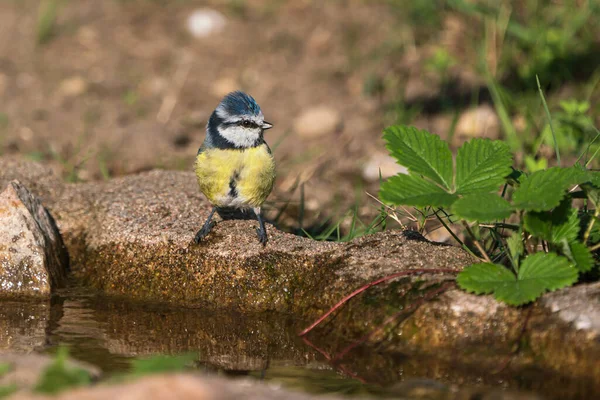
(194, 221, 216, 244)
(256, 226, 268, 246)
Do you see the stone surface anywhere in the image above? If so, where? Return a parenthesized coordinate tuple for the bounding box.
(0, 181, 68, 298)
(186, 9, 227, 39)
(3, 157, 600, 388)
(361, 152, 408, 182)
(57, 77, 88, 98)
(293, 107, 342, 139)
(8, 374, 353, 400)
(0, 301, 50, 352)
(454, 105, 500, 144)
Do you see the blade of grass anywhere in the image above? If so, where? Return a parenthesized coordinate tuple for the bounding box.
(536, 75, 560, 166)
(576, 130, 600, 165)
(585, 126, 600, 167)
(486, 73, 520, 151)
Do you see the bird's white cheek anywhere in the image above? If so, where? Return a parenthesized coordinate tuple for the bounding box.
(218, 126, 261, 147)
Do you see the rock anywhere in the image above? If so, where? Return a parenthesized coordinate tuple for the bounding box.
(186, 9, 226, 39)
(211, 77, 238, 99)
(542, 282, 600, 333)
(8, 374, 353, 400)
(454, 105, 500, 144)
(0, 181, 68, 298)
(3, 157, 600, 388)
(57, 77, 88, 98)
(0, 301, 49, 352)
(362, 152, 408, 182)
(293, 107, 341, 139)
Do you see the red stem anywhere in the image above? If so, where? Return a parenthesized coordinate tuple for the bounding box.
(332, 282, 455, 361)
(301, 336, 367, 384)
(298, 268, 459, 337)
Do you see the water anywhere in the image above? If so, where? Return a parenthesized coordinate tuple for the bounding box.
(1, 286, 598, 399)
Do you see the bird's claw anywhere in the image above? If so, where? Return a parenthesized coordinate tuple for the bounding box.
(256, 227, 268, 246)
(194, 221, 216, 244)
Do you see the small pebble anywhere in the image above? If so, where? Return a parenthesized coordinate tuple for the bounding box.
(293, 106, 341, 139)
(187, 9, 227, 38)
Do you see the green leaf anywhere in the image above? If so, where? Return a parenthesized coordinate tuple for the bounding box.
(510, 252, 578, 300)
(455, 139, 512, 194)
(0, 363, 10, 377)
(0, 384, 17, 399)
(512, 167, 588, 211)
(562, 240, 594, 272)
(457, 263, 516, 294)
(130, 354, 196, 377)
(35, 347, 91, 394)
(506, 231, 523, 266)
(384, 126, 453, 190)
(457, 253, 578, 306)
(523, 200, 579, 243)
(451, 193, 513, 222)
(380, 173, 458, 208)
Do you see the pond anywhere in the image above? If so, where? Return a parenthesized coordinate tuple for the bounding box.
(1, 284, 597, 399)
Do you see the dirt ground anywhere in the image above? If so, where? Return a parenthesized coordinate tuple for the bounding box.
(1, 0, 594, 236)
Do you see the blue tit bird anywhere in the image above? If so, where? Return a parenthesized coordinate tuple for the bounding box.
(194, 91, 276, 245)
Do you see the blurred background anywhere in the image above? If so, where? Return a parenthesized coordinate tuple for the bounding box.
(0, 0, 599, 239)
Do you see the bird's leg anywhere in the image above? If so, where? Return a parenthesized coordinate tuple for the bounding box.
(254, 207, 268, 246)
(194, 206, 217, 244)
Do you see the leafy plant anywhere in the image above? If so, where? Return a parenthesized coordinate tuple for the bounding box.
(34, 347, 91, 394)
(128, 353, 195, 377)
(0, 363, 16, 399)
(380, 125, 600, 305)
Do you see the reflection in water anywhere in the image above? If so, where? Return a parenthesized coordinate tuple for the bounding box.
(1, 286, 599, 399)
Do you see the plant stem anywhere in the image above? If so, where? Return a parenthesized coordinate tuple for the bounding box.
(433, 210, 480, 260)
(584, 208, 600, 244)
(589, 242, 600, 252)
(298, 269, 460, 337)
(332, 282, 455, 361)
(462, 221, 492, 263)
(480, 222, 520, 230)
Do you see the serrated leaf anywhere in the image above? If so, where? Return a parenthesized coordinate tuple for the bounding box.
(495, 252, 577, 305)
(518, 252, 578, 287)
(512, 167, 588, 211)
(506, 231, 523, 265)
(383, 126, 453, 190)
(457, 253, 578, 306)
(380, 173, 458, 207)
(523, 200, 579, 243)
(562, 240, 594, 272)
(457, 263, 516, 294)
(455, 139, 512, 194)
(451, 193, 513, 222)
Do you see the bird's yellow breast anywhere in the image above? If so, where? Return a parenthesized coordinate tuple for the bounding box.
(195, 144, 275, 208)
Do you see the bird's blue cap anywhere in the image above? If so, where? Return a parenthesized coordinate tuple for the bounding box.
(218, 91, 262, 117)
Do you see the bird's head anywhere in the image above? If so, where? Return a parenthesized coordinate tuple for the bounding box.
(206, 91, 273, 149)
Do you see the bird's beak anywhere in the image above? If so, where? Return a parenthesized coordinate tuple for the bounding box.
(261, 121, 273, 130)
